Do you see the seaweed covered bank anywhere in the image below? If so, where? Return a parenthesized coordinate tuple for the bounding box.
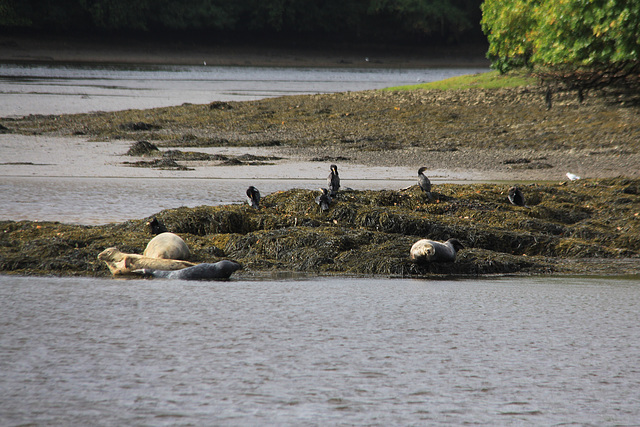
(1, 178, 639, 278)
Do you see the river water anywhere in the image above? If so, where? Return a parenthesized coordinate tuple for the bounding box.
(1, 275, 639, 426)
(0, 63, 489, 116)
(1, 63, 489, 224)
(2, 63, 639, 425)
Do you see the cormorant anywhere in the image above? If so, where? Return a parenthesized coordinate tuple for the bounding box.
(507, 186, 527, 207)
(328, 164, 340, 197)
(315, 188, 332, 212)
(417, 167, 432, 200)
(246, 186, 261, 209)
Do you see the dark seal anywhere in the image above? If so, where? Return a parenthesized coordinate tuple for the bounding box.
(136, 260, 242, 281)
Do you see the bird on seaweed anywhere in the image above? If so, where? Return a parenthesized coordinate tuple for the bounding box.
(417, 167, 432, 200)
(507, 186, 527, 207)
(146, 217, 168, 235)
(246, 186, 261, 209)
(328, 164, 340, 197)
(315, 188, 332, 212)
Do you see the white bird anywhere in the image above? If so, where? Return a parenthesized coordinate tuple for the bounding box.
(566, 172, 581, 181)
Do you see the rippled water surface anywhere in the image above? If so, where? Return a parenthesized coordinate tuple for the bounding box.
(0, 63, 489, 116)
(1, 275, 639, 425)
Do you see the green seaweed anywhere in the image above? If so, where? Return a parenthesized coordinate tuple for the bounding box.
(1, 178, 638, 278)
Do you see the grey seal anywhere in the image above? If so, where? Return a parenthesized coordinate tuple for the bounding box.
(328, 164, 340, 197)
(410, 238, 464, 263)
(136, 260, 242, 280)
(417, 167, 432, 199)
(246, 186, 261, 209)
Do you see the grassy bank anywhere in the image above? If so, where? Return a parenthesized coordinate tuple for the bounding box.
(1, 178, 639, 278)
(2, 76, 638, 154)
(383, 70, 538, 91)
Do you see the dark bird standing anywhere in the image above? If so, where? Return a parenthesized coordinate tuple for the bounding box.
(147, 217, 168, 235)
(328, 164, 340, 197)
(417, 167, 432, 200)
(246, 186, 261, 209)
(507, 186, 527, 207)
(315, 188, 332, 212)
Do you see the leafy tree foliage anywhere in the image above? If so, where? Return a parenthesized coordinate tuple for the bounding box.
(482, 0, 640, 80)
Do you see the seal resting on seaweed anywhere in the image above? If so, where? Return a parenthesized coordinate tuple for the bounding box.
(135, 260, 242, 281)
(143, 232, 191, 260)
(410, 238, 464, 263)
(98, 247, 196, 276)
(417, 167, 432, 200)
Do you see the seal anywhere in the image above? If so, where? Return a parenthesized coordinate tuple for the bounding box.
(410, 238, 464, 263)
(143, 232, 191, 260)
(315, 187, 332, 211)
(507, 186, 527, 207)
(246, 186, 261, 209)
(98, 247, 196, 276)
(417, 167, 432, 200)
(328, 164, 340, 197)
(135, 260, 242, 280)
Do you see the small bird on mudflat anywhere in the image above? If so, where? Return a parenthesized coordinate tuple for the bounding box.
(315, 188, 332, 212)
(417, 167, 432, 199)
(246, 186, 261, 209)
(507, 186, 527, 207)
(328, 164, 340, 197)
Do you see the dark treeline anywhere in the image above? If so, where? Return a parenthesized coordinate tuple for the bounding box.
(0, 0, 485, 44)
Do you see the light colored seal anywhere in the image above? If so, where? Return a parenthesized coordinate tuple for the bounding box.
(410, 238, 464, 263)
(98, 247, 196, 276)
(135, 260, 242, 281)
(143, 232, 190, 260)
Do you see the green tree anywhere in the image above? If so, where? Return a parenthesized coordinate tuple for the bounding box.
(482, 0, 640, 76)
